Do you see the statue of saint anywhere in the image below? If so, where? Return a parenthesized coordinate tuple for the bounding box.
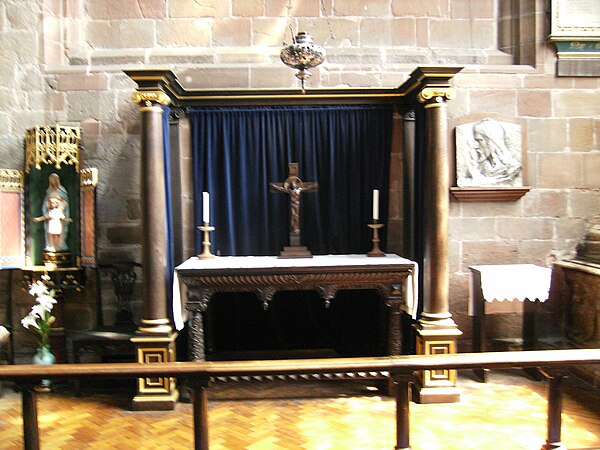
(34, 173, 71, 252)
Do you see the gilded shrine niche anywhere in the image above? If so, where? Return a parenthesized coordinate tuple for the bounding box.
(0, 125, 99, 363)
(0, 126, 98, 273)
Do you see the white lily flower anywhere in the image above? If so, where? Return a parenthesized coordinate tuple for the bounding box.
(29, 281, 48, 297)
(31, 304, 45, 318)
(23, 275, 56, 349)
(21, 314, 39, 330)
(37, 294, 57, 311)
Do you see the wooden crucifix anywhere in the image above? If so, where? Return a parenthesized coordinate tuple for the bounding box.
(269, 162, 318, 258)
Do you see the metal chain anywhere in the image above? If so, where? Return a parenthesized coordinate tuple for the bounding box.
(320, 0, 336, 43)
(284, 0, 297, 44)
(284, 0, 335, 45)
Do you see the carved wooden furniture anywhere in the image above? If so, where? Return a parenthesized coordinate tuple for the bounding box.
(127, 66, 464, 404)
(69, 262, 139, 366)
(175, 254, 417, 377)
(69, 263, 139, 394)
(469, 264, 552, 382)
(553, 225, 600, 387)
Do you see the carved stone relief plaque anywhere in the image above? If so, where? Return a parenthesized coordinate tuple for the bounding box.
(456, 118, 523, 188)
(450, 114, 530, 202)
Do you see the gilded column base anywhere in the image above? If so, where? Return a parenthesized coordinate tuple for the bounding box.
(131, 329, 179, 411)
(413, 319, 462, 404)
(136, 318, 174, 335)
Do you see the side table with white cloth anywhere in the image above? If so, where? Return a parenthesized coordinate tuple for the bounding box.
(469, 264, 552, 382)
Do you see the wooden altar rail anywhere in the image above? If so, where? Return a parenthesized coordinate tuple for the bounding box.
(2, 349, 600, 450)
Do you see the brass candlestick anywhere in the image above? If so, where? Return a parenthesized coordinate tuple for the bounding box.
(197, 222, 216, 259)
(367, 221, 385, 257)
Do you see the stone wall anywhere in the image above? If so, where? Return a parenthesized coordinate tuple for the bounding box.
(0, 0, 599, 355)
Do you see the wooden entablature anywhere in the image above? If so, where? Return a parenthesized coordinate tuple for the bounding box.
(123, 66, 462, 108)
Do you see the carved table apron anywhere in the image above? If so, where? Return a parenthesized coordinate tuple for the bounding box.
(174, 254, 418, 369)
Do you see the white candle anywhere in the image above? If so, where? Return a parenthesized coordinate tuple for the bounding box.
(203, 192, 210, 223)
(372, 189, 379, 221)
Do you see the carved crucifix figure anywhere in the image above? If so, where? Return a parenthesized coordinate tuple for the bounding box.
(269, 163, 318, 257)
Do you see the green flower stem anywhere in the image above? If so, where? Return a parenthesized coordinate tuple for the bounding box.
(36, 311, 54, 350)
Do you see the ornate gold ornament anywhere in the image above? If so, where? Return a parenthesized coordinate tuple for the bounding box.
(0, 169, 23, 190)
(80, 168, 99, 187)
(25, 125, 81, 173)
(131, 91, 171, 106)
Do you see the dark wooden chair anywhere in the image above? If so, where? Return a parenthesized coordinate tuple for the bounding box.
(70, 262, 140, 394)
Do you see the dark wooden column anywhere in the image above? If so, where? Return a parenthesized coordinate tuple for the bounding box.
(420, 91, 452, 322)
(137, 93, 172, 332)
(399, 67, 463, 404)
(129, 89, 179, 411)
(402, 110, 416, 261)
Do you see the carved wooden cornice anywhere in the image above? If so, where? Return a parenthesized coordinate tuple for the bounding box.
(123, 66, 463, 108)
(398, 66, 463, 100)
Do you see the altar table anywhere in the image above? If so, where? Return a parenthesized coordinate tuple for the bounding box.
(174, 254, 418, 362)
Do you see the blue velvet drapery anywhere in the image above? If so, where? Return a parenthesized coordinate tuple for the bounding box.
(190, 105, 393, 256)
(162, 105, 174, 308)
(189, 105, 394, 356)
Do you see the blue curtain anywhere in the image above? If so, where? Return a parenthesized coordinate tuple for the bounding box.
(190, 105, 393, 256)
(162, 106, 174, 310)
(189, 105, 393, 357)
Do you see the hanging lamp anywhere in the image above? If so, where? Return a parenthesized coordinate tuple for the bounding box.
(280, 0, 334, 93)
(280, 31, 326, 93)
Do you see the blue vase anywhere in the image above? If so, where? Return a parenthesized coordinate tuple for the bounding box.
(32, 346, 55, 390)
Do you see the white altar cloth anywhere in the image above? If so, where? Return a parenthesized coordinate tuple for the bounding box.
(173, 254, 418, 330)
(468, 264, 552, 316)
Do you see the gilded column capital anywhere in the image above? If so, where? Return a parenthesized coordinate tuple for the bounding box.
(417, 87, 456, 106)
(131, 90, 171, 107)
(0, 169, 23, 190)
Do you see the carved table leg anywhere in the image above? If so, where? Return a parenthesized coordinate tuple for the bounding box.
(386, 290, 404, 356)
(188, 308, 206, 361)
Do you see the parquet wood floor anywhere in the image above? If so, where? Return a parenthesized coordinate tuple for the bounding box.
(0, 370, 599, 449)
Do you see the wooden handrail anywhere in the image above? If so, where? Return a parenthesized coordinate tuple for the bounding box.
(4, 348, 600, 450)
(2, 348, 599, 381)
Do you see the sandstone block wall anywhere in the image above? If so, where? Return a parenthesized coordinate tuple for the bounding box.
(0, 0, 598, 357)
